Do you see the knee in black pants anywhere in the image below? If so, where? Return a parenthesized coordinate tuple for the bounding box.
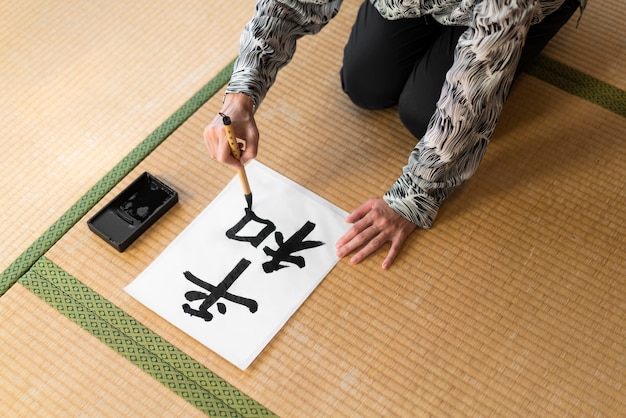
(339, 0, 427, 110)
(340, 65, 402, 110)
(340, 64, 434, 138)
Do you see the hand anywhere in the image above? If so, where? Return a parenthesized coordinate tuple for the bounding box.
(203, 93, 259, 170)
(336, 197, 417, 269)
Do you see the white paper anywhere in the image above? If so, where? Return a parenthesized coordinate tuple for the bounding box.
(125, 161, 349, 369)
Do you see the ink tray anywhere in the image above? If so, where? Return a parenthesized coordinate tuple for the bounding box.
(87, 172, 178, 252)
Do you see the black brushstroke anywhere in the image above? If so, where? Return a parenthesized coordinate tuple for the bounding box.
(182, 259, 258, 321)
(225, 208, 276, 248)
(262, 221, 324, 273)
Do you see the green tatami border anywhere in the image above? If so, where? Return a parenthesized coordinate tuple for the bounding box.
(0, 59, 235, 296)
(0, 51, 623, 417)
(2, 56, 625, 296)
(19, 257, 276, 417)
(527, 56, 626, 118)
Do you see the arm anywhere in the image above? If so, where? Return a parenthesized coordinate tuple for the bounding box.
(384, 0, 537, 228)
(337, 0, 538, 268)
(226, 0, 343, 108)
(205, 0, 342, 168)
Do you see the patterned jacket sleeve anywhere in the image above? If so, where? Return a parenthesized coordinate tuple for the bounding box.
(384, 0, 536, 229)
(226, 0, 343, 107)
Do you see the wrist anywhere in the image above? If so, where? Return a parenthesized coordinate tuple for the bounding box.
(223, 92, 256, 113)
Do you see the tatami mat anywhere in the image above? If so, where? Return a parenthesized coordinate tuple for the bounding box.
(0, 0, 255, 275)
(2, 0, 625, 416)
(542, 0, 626, 90)
(0, 283, 207, 418)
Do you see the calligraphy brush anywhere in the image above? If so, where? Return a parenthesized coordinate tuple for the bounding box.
(220, 112, 253, 209)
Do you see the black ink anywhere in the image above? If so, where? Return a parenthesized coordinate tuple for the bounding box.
(225, 208, 276, 248)
(262, 221, 324, 273)
(182, 259, 258, 321)
(117, 177, 171, 225)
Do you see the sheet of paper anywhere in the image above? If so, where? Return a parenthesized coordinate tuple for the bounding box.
(125, 160, 350, 369)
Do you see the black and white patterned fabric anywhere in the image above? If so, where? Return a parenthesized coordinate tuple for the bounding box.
(225, 0, 585, 228)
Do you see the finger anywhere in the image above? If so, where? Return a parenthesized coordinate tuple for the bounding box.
(338, 221, 383, 260)
(337, 202, 376, 251)
(215, 137, 243, 170)
(335, 225, 357, 250)
(240, 140, 256, 164)
(381, 239, 402, 270)
(382, 220, 417, 268)
(344, 199, 375, 223)
(239, 133, 258, 164)
(335, 215, 373, 251)
(237, 120, 259, 163)
(349, 230, 387, 265)
(348, 218, 411, 266)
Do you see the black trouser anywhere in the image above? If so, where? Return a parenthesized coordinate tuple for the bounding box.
(340, 0, 580, 139)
